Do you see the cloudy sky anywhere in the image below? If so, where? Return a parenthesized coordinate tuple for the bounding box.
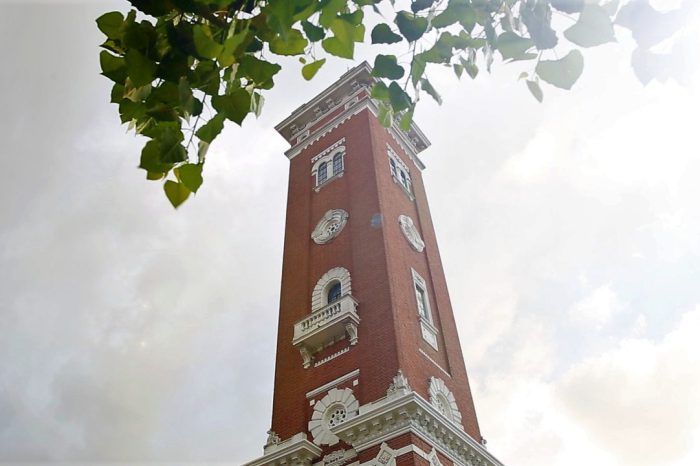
(1, 1, 699, 465)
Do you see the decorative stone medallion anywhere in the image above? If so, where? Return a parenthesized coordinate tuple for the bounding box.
(312, 209, 349, 244)
(428, 376, 463, 428)
(308, 388, 359, 446)
(398, 215, 425, 252)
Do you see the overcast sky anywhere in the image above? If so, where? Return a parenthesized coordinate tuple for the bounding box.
(1, 1, 699, 465)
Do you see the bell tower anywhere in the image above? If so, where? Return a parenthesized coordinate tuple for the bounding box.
(245, 63, 504, 466)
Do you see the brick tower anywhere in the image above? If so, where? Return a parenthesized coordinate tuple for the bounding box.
(245, 63, 504, 466)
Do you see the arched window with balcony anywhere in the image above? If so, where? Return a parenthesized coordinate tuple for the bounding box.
(312, 267, 352, 311)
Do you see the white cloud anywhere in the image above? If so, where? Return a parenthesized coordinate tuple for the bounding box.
(569, 285, 625, 330)
(557, 306, 700, 466)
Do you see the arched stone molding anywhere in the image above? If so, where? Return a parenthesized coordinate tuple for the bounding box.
(398, 215, 425, 252)
(308, 388, 359, 446)
(312, 209, 349, 244)
(428, 376, 463, 428)
(312, 267, 352, 311)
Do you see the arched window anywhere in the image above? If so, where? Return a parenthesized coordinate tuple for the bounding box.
(311, 143, 346, 190)
(332, 152, 343, 176)
(387, 148, 412, 197)
(327, 281, 342, 304)
(317, 162, 328, 185)
(312, 267, 352, 311)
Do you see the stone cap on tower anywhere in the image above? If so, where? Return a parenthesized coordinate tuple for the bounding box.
(275, 61, 430, 165)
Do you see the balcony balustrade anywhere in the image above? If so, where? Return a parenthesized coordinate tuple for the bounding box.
(292, 294, 359, 368)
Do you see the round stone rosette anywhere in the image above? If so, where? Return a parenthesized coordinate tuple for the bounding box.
(312, 209, 349, 244)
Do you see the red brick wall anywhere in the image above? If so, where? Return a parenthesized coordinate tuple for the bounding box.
(270, 104, 481, 443)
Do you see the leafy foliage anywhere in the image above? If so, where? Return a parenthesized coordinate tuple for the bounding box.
(97, 0, 693, 207)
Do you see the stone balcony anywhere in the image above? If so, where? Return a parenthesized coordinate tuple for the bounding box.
(292, 294, 359, 368)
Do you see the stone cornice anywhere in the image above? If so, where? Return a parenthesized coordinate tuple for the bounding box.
(331, 392, 504, 466)
(284, 98, 427, 170)
(275, 62, 430, 169)
(244, 433, 322, 466)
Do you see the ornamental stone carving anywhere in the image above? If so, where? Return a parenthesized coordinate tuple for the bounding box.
(386, 369, 411, 398)
(398, 215, 425, 252)
(428, 376, 463, 428)
(312, 209, 349, 244)
(426, 448, 444, 466)
(371, 443, 396, 466)
(308, 388, 359, 446)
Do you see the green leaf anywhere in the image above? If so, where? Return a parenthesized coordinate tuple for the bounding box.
(461, 55, 479, 79)
(100, 51, 127, 83)
(251, 91, 265, 117)
(551, 0, 584, 14)
(96, 11, 124, 40)
(219, 27, 252, 67)
(521, 1, 558, 50)
(302, 59, 326, 80)
(238, 55, 281, 89)
(526, 79, 543, 102)
(193, 25, 223, 60)
(496, 32, 534, 60)
(125, 49, 156, 87)
(302, 20, 325, 42)
(322, 16, 361, 59)
(164, 180, 191, 208)
(175, 164, 203, 193)
(212, 89, 252, 125)
(322, 37, 354, 59)
(371, 23, 403, 44)
(377, 103, 393, 127)
(270, 28, 308, 55)
(372, 55, 405, 80)
(399, 107, 414, 131)
(410, 54, 426, 86)
(615, 0, 680, 49)
(196, 113, 226, 144)
(177, 77, 196, 116)
(110, 83, 125, 103)
(124, 79, 151, 102)
(535, 50, 584, 90)
(139, 139, 173, 174)
(420, 78, 441, 105)
(411, 0, 434, 14)
(159, 126, 187, 163)
(395, 11, 428, 42)
(371, 82, 390, 100)
(318, 0, 346, 28)
(388, 82, 411, 112)
(433, 2, 475, 30)
(564, 5, 616, 47)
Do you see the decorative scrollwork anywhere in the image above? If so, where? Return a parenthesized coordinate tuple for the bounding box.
(308, 388, 359, 446)
(428, 376, 463, 428)
(398, 214, 425, 252)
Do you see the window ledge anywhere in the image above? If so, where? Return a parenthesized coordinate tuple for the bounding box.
(314, 171, 344, 192)
(419, 317, 439, 351)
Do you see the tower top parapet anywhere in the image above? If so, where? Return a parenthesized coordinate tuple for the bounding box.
(275, 62, 430, 164)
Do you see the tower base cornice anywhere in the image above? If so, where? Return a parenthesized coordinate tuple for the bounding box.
(244, 432, 322, 466)
(333, 392, 503, 466)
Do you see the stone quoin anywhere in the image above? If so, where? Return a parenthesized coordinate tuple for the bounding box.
(244, 62, 505, 466)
